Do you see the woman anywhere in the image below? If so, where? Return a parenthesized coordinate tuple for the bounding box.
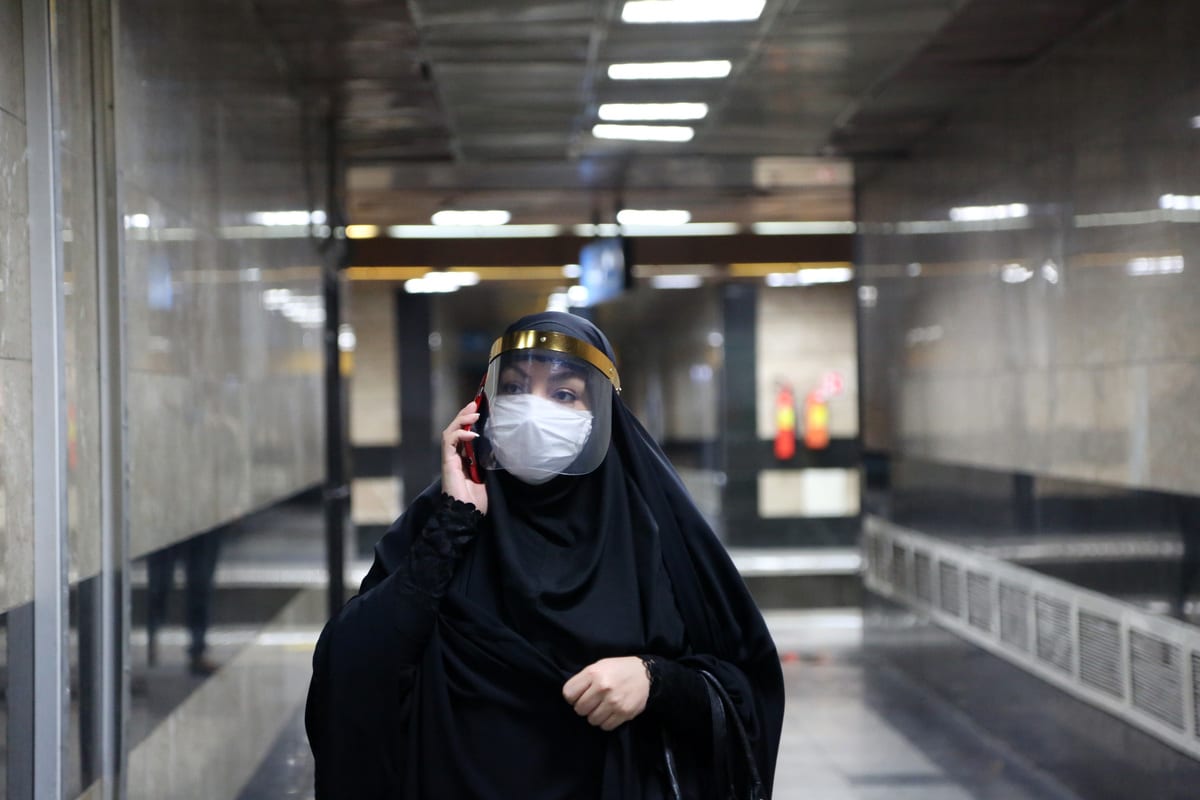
(306, 311, 784, 798)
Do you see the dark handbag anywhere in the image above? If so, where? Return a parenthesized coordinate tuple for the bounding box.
(662, 669, 767, 800)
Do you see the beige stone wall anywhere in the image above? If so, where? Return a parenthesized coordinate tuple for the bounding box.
(0, 0, 33, 611)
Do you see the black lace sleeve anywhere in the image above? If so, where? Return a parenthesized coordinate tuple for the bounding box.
(639, 655, 711, 752)
(396, 493, 484, 608)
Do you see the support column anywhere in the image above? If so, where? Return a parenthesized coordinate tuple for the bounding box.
(24, 0, 68, 794)
(396, 291, 435, 506)
(720, 282, 758, 546)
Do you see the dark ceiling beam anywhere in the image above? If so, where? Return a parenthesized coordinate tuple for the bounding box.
(348, 233, 852, 267)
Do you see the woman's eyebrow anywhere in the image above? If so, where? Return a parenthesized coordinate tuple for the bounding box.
(501, 364, 530, 379)
(546, 365, 586, 381)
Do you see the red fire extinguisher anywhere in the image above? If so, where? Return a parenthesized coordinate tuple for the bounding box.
(804, 390, 830, 450)
(774, 383, 796, 461)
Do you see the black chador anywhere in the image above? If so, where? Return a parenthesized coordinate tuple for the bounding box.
(305, 312, 784, 799)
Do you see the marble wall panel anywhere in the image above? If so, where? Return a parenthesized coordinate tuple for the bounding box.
(0, 0, 30, 618)
(0, 358, 33, 610)
(62, 142, 104, 582)
(0, 0, 23, 119)
(115, 0, 327, 555)
(1142, 362, 1200, 495)
(348, 282, 401, 446)
(756, 284, 858, 439)
(857, 0, 1200, 496)
(0, 112, 31, 362)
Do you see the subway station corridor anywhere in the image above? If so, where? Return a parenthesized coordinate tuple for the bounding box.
(5, 0, 1200, 797)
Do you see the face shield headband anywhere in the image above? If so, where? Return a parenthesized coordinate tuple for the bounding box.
(476, 329, 621, 484)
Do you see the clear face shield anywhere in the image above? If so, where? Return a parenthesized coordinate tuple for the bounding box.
(475, 329, 620, 485)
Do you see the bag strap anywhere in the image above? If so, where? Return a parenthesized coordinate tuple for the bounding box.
(705, 669, 729, 795)
(699, 669, 766, 800)
(661, 729, 683, 800)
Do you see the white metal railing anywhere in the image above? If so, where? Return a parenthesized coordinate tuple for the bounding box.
(863, 515, 1200, 761)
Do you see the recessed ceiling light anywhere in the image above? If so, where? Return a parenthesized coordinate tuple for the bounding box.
(622, 0, 766, 24)
(599, 102, 708, 121)
(608, 60, 732, 80)
(431, 210, 511, 226)
(617, 209, 691, 226)
(592, 124, 694, 142)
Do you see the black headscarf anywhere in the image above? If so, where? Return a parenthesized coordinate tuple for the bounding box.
(307, 311, 784, 799)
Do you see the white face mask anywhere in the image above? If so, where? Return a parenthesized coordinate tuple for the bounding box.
(487, 394, 594, 485)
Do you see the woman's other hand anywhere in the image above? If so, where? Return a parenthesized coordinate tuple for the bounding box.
(442, 400, 488, 514)
(562, 656, 649, 731)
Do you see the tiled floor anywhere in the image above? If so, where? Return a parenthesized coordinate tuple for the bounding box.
(769, 611, 1078, 800)
(240, 609, 1079, 799)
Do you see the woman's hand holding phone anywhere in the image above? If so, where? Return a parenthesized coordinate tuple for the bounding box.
(442, 399, 489, 514)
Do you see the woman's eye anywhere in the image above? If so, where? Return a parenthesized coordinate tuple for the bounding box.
(500, 381, 526, 395)
(552, 389, 579, 404)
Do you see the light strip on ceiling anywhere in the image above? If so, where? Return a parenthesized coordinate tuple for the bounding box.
(948, 203, 1028, 222)
(650, 274, 704, 289)
(386, 224, 562, 238)
(764, 267, 854, 287)
(621, 0, 766, 23)
(616, 209, 691, 225)
(752, 221, 857, 235)
(729, 262, 853, 278)
(431, 209, 511, 226)
(592, 124, 694, 142)
(346, 266, 569, 282)
(608, 60, 732, 80)
(599, 102, 709, 121)
(573, 222, 738, 237)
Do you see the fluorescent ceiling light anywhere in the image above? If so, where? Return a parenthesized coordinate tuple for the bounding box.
(1159, 193, 1200, 210)
(599, 102, 708, 121)
(799, 267, 853, 284)
(752, 221, 857, 235)
(1126, 255, 1184, 276)
(387, 224, 562, 239)
(431, 210, 511, 226)
(345, 224, 380, 239)
(622, 0, 766, 24)
(249, 210, 324, 226)
(1191, 115, 1200, 129)
(616, 209, 691, 226)
(608, 60, 732, 80)
(592, 124, 694, 142)
(404, 271, 481, 294)
(1000, 263, 1034, 284)
(765, 267, 855, 287)
(948, 203, 1028, 222)
(650, 274, 704, 289)
(573, 222, 738, 237)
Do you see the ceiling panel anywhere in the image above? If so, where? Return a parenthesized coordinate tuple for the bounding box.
(248, 0, 1123, 225)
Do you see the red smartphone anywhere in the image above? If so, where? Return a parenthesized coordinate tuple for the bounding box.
(456, 382, 488, 483)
